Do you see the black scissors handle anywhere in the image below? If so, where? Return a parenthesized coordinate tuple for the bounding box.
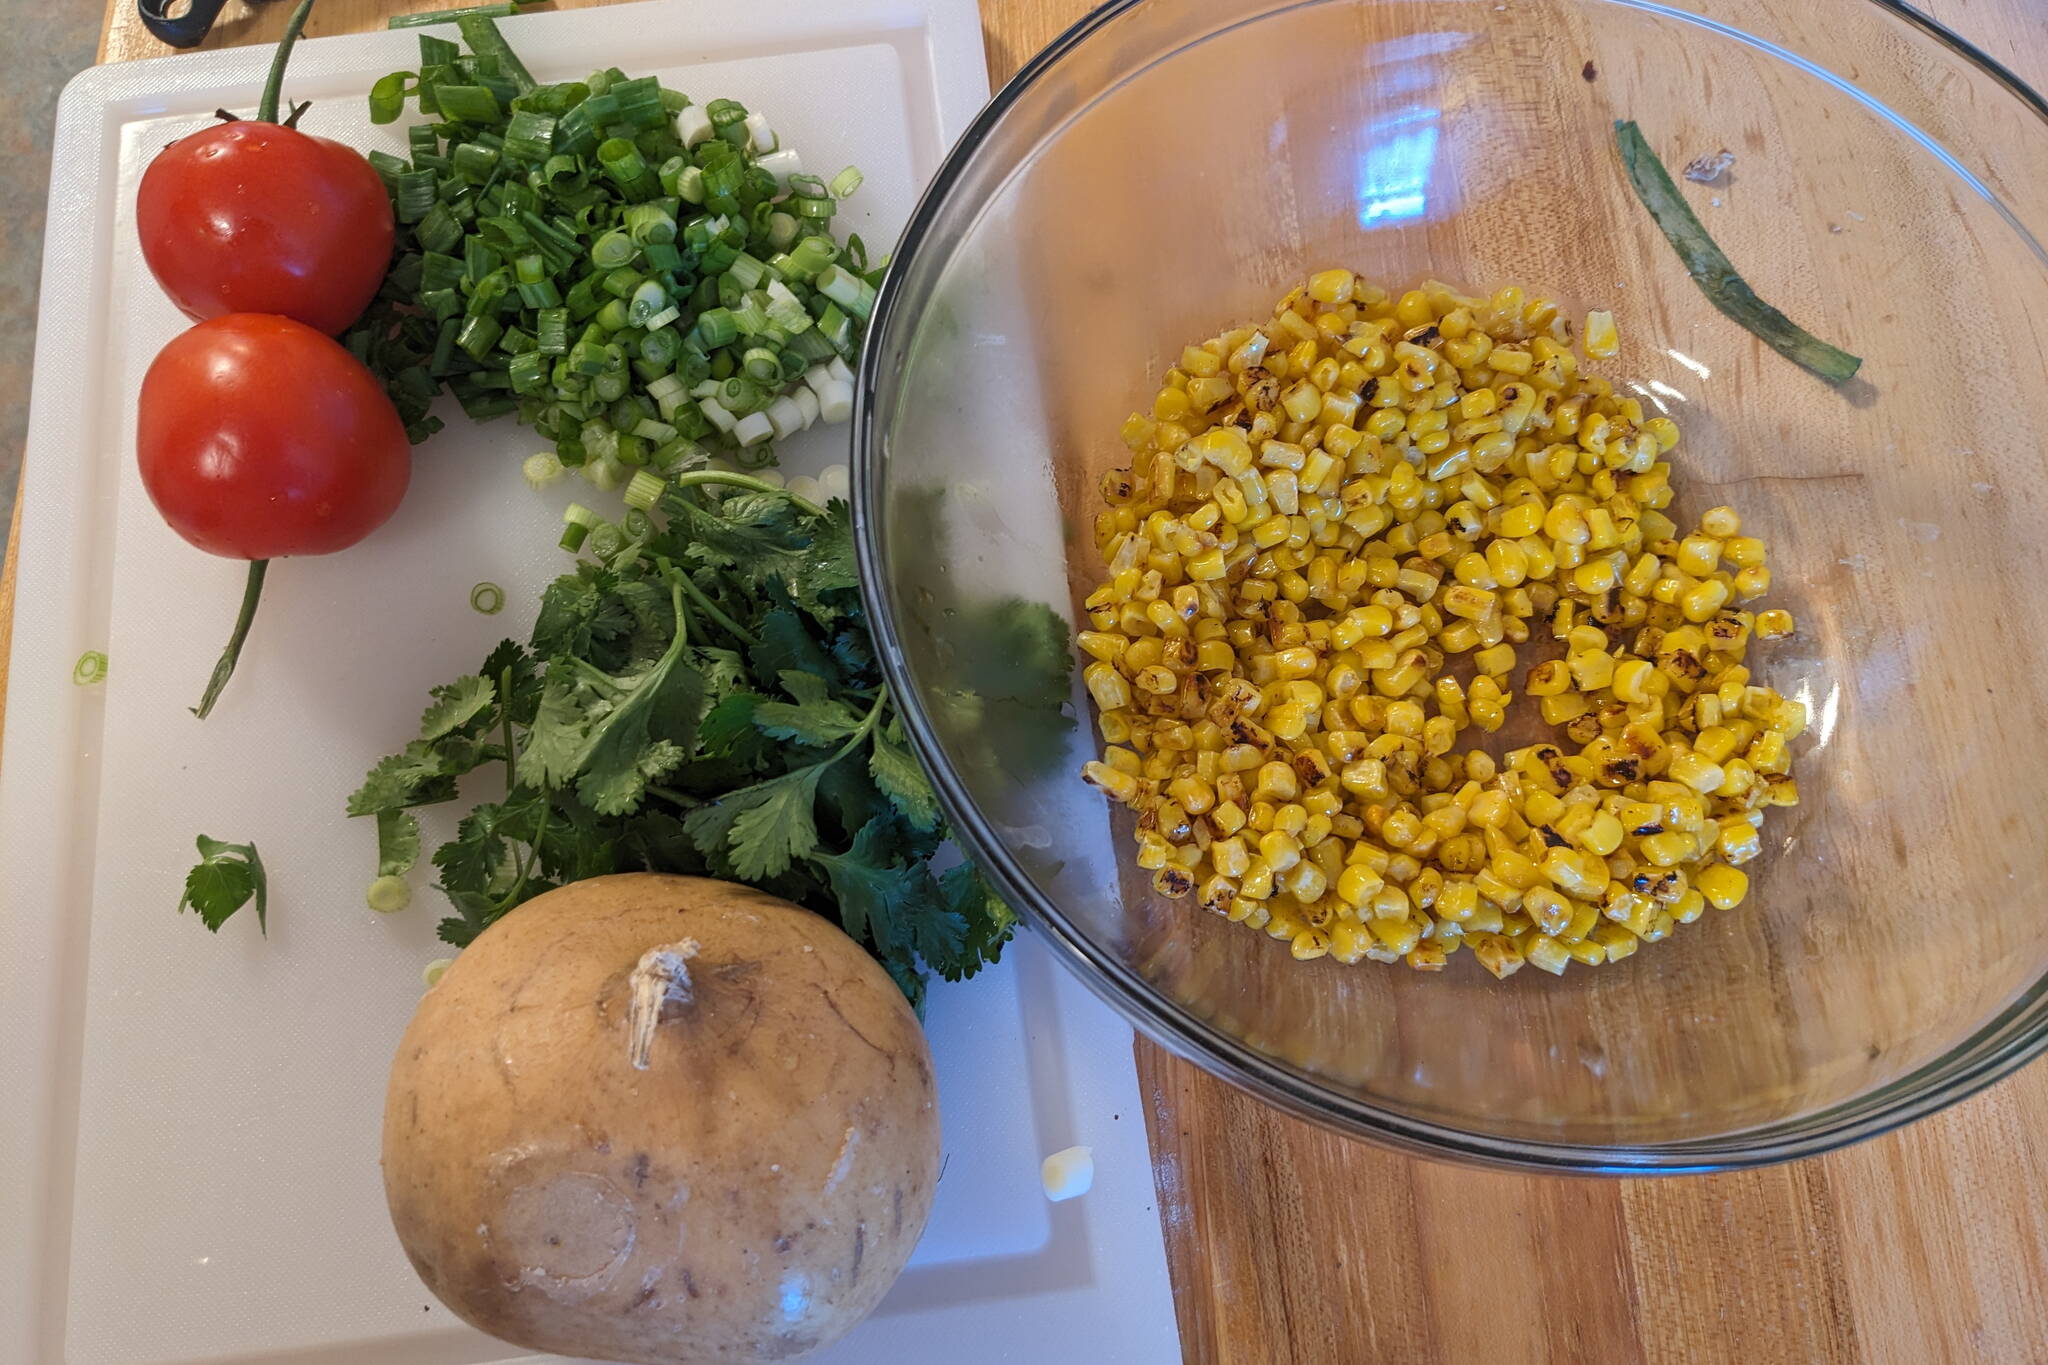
(137, 0, 244, 48)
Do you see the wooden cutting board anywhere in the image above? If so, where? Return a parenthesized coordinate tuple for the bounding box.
(20, 0, 2045, 1359)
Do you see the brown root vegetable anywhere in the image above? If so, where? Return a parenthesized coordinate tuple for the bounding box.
(381, 873, 938, 1364)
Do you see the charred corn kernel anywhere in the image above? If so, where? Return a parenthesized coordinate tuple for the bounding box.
(1473, 643, 1517, 677)
(1258, 829, 1303, 873)
(1695, 863, 1748, 910)
(1470, 932, 1524, 979)
(1524, 934, 1571, 975)
(1639, 831, 1696, 867)
(1755, 608, 1795, 639)
(1681, 578, 1731, 623)
(1723, 535, 1767, 568)
(1698, 505, 1740, 538)
(1667, 750, 1726, 793)
(1675, 534, 1722, 576)
(1580, 812, 1625, 857)
(1308, 268, 1355, 303)
(1082, 274, 1802, 979)
(1082, 761, 1141, 803)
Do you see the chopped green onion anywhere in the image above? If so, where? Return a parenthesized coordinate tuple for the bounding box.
(73, 650, 109, 686)
(591, 229, 637, 269)
(507, 349, 550, 392)
(457, 313, 504, 359)
(355, 17, 876, 468)
(534, 307, 569, 354)
(815, 301, 855, 356)
(523, 451, 565, 488)
(629, 279, 669, 326)
(434, 83, 502, 123)
(829, 165, 864, 198)
(367, 876, 412, 913)
(560, 500, 601, 549)
(816, 264, 876, 320)
(624, 202, 677, 245)
(455, 12, 536, 92)
(388, 1, 528, 27)
(422, 958, 453, 988)
(785, 234, 836, 280)
(623, 469, 667, 510)
(1614, 120, 1861, 384)
(694, 307, 739, 348)
(369, 71, 414, 124)
(470, 581, 505, 614)
(393, 170, 439, 223)
(598, 137, 660, 201)
(501, 108, 555, 162)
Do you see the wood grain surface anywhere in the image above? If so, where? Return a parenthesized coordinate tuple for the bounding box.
(52, 2, 2048, 1362)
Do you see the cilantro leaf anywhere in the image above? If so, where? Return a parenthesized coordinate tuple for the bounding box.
(869, 731, 940, 831)
(516, 677, 587, 789)
(937, 861, 1019, 979)
(791, 500, 859, 619)
(813, 821, 946, 963)
(376, 809, 421, 877)
(480, 639, 542, 726)
(420, 674, 495, 741)
(433, 803, 508, 895)
(347, 735, 494, 816)
(532, 564, 636, 661)
(752, 670, 862, 746)
(683, 764, 826, 880)
(698, 691, 766, 754)
(178, 835, 268, 934)
(751, 608, 839, 686)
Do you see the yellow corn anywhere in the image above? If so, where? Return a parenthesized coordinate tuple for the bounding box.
(1078, 273, 1801, 979)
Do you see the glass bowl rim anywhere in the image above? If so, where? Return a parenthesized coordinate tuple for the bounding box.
(851, 0, 2048, 1173)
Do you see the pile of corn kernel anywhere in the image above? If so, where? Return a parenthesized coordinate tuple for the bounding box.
(1077, 274, 1804, 978)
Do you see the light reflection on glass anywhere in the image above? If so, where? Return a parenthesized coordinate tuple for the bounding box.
(1793, 678, 1842, 753)
(1354, 34, 1469, 228)
(1665, 348, 1711, 380)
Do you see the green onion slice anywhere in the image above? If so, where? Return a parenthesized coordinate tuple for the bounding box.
(1614, 120, 1861, 384)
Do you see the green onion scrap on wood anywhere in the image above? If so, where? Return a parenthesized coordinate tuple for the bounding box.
(1614, 120, 1862, 384)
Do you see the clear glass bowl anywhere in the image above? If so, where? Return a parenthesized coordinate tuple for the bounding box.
(853, 0, 2048, 1170)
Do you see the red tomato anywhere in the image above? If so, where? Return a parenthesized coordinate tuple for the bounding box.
(138, 314, 411, 561)
(137, 119, 394, 336)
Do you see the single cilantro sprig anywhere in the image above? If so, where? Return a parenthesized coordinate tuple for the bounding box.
(347, 473, 1068, 1009)
(178, 835, 269, 934)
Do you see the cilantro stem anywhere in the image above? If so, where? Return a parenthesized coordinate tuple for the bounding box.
(648, 784, 702, 809)
(494, 797, 550, 913)
(670, 469, 827, 518)
(672, 570, 757, 645)
(830, 686, 890, 763)
(498, 665, 517, 793)
(571, 658, 629, 698)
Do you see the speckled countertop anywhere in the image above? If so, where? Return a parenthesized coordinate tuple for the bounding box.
(1, 11, 99, 553)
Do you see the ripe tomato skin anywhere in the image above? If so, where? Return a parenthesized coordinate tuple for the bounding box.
(137, 120, 395, 336)
(138, 314, 411, 561)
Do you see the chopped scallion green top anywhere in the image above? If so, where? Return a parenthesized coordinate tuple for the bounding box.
(346, 15, 875, 480)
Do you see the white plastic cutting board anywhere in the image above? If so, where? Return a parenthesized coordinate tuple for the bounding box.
(0, 3, 1179, 1361)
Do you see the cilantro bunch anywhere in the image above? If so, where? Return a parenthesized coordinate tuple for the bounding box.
(348, 471, 1056, 1008)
